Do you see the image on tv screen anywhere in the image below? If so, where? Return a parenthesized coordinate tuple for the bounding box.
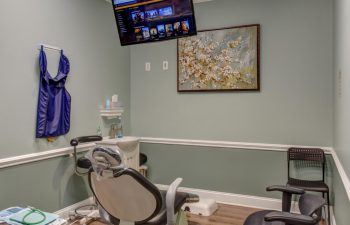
(114, 0, 137, 7)
(150, 27, 158, 39)
(173, 22, 181, 35)
(159, 6, 173, 17)
(142, 27, 150, 39)
(113, 0, 197, 45)
(165, 24, 173, 36)
(131, 11, 145, 23)
(134, 27, 143, 41)
(157, 24, 166, 38)
(181, 20, 190, 34)
(146, 9, 159, 19)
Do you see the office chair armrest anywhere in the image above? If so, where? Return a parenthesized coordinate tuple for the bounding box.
(266, 185, 305, 195)
(166, 178, 183, 225)
(264, 211, 316, 225)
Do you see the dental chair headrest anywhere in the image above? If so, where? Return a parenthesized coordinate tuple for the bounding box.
(86, 146, 125, 179)
(92, 147, 122, 167)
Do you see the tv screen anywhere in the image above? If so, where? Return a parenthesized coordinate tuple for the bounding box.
(112, 0, 197, 46)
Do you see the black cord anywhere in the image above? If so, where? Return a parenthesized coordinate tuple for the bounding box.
(74, 204, 97, 217)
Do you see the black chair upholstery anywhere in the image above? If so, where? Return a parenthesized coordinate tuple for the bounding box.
(243, 185, 326, 225)
(287, 148, 330, 225)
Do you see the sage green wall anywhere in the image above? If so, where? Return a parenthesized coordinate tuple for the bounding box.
(130, 0, 333, 146)
(333, 0, 350, 224)
(332, 165, 350, 225)
(141, 143, 334, 200)
(0, 0, 129, 211)
(142, 143, 350, 225)
(0, 0, 130, 159)
(0, 155, 91, 211)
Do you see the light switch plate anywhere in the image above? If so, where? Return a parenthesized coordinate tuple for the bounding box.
(145, 62, 151, 71)
(163, 61, 169, 70)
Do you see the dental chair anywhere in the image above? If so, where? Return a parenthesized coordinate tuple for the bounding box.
(243, 185, 326, 225)
(71, 136, 198, 225)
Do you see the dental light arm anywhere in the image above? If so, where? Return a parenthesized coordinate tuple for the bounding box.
(166, 178, 183, 225)
(70, 135, 103, 176)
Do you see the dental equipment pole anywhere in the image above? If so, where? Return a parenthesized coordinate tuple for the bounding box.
(70, 136, 103, 176)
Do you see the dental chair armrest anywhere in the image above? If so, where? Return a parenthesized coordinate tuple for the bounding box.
(264, 211, 316, 225)
(266, 185, 305, 195)
(166, 178, 183, 225)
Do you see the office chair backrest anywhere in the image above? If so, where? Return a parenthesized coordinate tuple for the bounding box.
(89, 168, 162, 223)
(288, 148, 325, 181)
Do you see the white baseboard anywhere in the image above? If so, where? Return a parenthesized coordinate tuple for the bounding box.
(55, 187, 336, 225)
(157, 184, 337, 224)
(54, 197, 94, 219)
(156, 184, 298, 212)
(331, 150, 350, 201)
(330, 207, 337, 225)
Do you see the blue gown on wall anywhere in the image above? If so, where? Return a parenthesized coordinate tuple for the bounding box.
(36, 46, 71, 138)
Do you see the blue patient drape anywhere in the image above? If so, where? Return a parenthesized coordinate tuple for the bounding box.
(36, 46, 71, 138)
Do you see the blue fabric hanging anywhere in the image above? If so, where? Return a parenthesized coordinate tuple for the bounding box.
(36, 46, 71, 138)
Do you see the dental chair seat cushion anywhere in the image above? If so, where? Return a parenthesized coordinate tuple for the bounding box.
(243, 210, 284, 225)
(138, 190, 189, 225)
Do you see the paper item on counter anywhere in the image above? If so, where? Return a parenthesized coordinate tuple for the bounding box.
(9, 208, 59, 225)
(0, 207, 25, 221)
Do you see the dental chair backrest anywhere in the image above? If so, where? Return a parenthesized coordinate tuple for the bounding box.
(88, 146, 162, 224)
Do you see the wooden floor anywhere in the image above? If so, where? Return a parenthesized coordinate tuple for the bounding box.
(78, 204, 260, 225)
(187, 204, 260, 225)
(77, 203, 326, 225)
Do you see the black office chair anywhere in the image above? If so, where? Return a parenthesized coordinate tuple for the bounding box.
(243, 185, 326, 225)
(87, 146, 198, 225)
(287, 148, 330, 225)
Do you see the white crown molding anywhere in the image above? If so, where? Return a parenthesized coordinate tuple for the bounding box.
(0, 143, 95, 170)
(140, 137, 333, 154)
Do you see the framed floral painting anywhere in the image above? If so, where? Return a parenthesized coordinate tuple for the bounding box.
(177, 24, 260, 92)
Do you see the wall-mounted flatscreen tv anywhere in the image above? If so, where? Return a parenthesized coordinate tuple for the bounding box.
(112, 0, 197, 46)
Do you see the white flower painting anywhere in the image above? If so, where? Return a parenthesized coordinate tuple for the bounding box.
(177, 25, 260, 91)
